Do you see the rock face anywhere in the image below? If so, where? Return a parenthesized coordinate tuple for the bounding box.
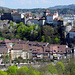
(61, 25, 72, 38)
(0, 20, 9, 29)
(65, 25, 72, 33)
(0, 20, 16, 30)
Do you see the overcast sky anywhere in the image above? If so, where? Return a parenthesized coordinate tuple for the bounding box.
(0, 0, 75, 9)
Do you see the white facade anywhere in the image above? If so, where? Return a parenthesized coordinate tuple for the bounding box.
(11, 49, 22, 60)
(21, 14, 24, 18)
(69, 32, 75, 38)
(53, 12, 58, 20)
(22, 51, 29, 59)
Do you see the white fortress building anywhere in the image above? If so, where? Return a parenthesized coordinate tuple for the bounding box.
(24, 9, 63, 27)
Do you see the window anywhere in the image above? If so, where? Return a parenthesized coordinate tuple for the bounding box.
(58, 47, 59, 48)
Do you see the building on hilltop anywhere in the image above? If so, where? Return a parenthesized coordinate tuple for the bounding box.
(26, 9, 63, 27)
(1, 13, 13, 20)
(11, 12, 24, 23)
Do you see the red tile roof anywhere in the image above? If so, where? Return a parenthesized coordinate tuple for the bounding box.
(50, 44, 66, 54)
(47, 14, 53, 16)
(12, 12, 21, 16)
(44, 10, 50, 13)
(53, 17, 63, 21)
(3, 39, 12, 44)
(7, 45, 12, 50)
(32, 46, 43, 53)
(25, 13, 32, 17)
(12, 44, 29, 50)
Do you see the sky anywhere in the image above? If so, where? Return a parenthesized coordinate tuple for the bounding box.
(0, 0, 75, 9)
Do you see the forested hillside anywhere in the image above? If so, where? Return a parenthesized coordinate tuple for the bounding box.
(0, 4, 75, 15)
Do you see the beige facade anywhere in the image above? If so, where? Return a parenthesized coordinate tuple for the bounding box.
(11, 49, 32, 60)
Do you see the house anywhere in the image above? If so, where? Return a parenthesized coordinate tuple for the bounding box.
(31, 46, 43, 60)
(11, 12, 24, 23)
(43, 46, 50, 60)
(69, 28, 75, 38)
(3, 39, 12, 47)
(49, 44, 67, 59)
(11, 44, 32, 60)
(24, 9, 63, 27)
(43, 10, 59, 25)
(1, 13, 13, 20)
(25, 13, 32, 19)
(53, 17, 63, 27)
(44, 9, 50, 17)
(24, 13, 32, 24)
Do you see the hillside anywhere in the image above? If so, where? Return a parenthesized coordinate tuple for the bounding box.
(49, 4, 75, 9)
(0, 4, 75, 15)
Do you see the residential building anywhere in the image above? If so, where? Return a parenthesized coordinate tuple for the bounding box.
(31, 46, 43, 60)
(49, 44, 67, 59)
(11, 44, 32, 60)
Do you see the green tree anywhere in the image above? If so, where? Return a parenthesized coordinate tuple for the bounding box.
(41, 35, 45, 43)
(0, 70, 7, 75)
(27, 67, 41, 75)
(65, 59, 75, 75)
(17, 67, 29, 75)
(46, 36, 52, 44)
(54, 37, 60, 44)
(48, 63, 57, 75)
(56, 62, 65, 75)
(7, 65, 18, 75)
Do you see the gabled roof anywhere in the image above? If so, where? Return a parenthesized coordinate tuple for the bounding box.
(25, 13, 32, 17)
(50, 44, 66, 54)
(3, 39, 12, 44)
(53, 17, 63, 21)
(47, 14, 53, 16)
(44, 9, 50, 13)
(28, 41, 47, 47)
(32, 46, 43, 53)
(12, 12, 21, 16)
(12, 44, 29, 50)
